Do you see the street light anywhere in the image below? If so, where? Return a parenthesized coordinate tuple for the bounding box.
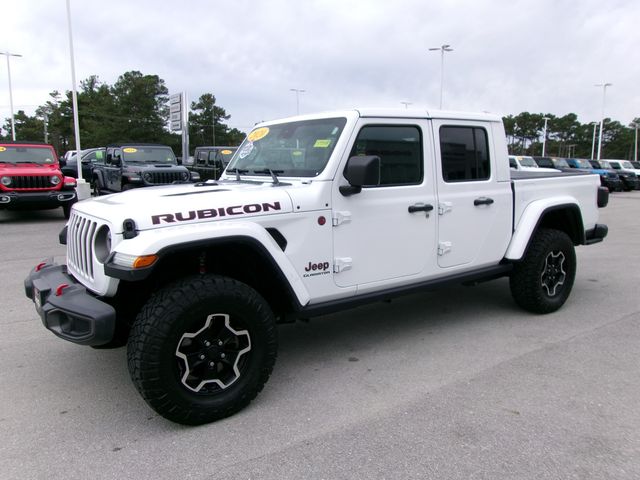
(631, 121, 639, 162)
(541, 117, 550, 156)
(595, 82, 612, 161)
(400, 101, 412, 109)
(428, 44, 453, 109)
(1, 51, 22, 141)
(590, 121, 598, 160)
(290, 88, 305, 115)
(65, 0, 90, 200)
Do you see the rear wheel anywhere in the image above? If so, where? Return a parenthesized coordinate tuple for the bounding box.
(127, 275, 277, 425)
(509, 228, 576, 314)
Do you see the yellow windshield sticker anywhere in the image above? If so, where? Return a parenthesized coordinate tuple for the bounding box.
(221, 149, 233, 155)
(0, 147, 6, 152)
(314, 139, 331, 148)
(292, 150, 303, 156)
(123, 147, 138, 153)
(247, 127, 269, 142)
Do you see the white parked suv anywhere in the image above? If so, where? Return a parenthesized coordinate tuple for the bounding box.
(26, 108, 609, 425)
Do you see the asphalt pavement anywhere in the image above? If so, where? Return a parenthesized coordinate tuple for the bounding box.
(1, 192, 639, 480)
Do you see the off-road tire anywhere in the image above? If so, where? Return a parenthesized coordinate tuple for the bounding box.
(92, 177, 101, 196)
(62, 202, 72, 219)
(127, 275, 277, 425)
(509, 228, 576, 314)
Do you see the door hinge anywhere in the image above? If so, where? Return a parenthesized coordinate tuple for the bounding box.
(438, 242, 452, 256)
(332, 211, 352, 226)
(334, 257, 353, 273)
(438, 202, 453, 215)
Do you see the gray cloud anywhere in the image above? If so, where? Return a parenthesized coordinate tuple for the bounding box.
(2, 0, 638, 136)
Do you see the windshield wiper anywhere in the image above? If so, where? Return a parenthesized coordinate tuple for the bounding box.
(252, 169, 284, 184)
(227, 167, 249, 181)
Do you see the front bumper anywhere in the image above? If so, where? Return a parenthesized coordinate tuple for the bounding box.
(24, 260, 115, 346)
(0, 190, 76, 210)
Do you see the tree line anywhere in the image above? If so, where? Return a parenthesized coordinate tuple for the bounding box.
(0, 70, 245, 155)
(503, 112, 639, 159)
(2, 72, 638, 160)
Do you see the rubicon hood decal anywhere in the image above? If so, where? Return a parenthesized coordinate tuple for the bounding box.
(152, 201, 282, 224)
(73, 182, 295, 231)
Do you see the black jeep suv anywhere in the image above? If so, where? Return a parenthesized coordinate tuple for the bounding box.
(91, 143, 199, 194)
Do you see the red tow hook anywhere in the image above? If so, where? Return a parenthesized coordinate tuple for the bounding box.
(35, 262, 47, 272)
(55, 284, 70, 296)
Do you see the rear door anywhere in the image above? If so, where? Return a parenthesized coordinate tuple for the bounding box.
(432, 121, 512, 269)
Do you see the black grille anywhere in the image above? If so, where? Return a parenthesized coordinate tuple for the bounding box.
(8, 175, 55, 189)
(146, 171, 184, 185)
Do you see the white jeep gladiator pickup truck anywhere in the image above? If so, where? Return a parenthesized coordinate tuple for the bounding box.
(25, 109, 608, 425)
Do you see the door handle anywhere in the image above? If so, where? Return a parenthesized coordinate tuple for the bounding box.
(474, 197, 494, 206)
(408, 203, 434, 213)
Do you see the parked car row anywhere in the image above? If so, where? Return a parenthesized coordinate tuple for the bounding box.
(61, 144, 239, 194)
(509, 154, 640, 192)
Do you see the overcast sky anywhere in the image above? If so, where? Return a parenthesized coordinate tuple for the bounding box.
(2, 0, 639, 135)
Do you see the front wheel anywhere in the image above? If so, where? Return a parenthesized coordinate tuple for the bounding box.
(127, 275, 277, 425)
(509, 228, 576, 314)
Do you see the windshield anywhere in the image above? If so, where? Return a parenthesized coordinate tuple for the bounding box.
(519, 157, 537, 167)
(0, 146, 57, 164)
(122, 146, 176, 164)
(621, 161, 635, 169)
(226, 117, 347, 177)
(553, 158, 570, 168)
(216, 148, 236, 166)
(599, 160, 612, 168)
(574, 159, 592, 168)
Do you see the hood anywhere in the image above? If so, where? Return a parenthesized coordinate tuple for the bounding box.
(0, 163, 61, 175)
(74, 180, 295, 232)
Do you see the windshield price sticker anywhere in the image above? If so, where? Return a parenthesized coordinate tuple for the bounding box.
(0, 147, 6, 152)
(313, 139, 332, 148)
(238, 142, 254, 159)
(123, 148, 138, 153)
(247, 127, 270, 142)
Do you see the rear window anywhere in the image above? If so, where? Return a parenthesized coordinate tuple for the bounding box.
(0, 146, 57, 164)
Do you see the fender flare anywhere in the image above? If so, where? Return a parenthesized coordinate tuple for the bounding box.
(106, 221, 311, 307)
(505, 198, 584, 260)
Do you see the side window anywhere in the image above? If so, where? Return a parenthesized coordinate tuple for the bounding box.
(440, 126, 490, 182)
(196, 151, 207, 165)
(349, 125, 423, 186)
(509, 157, 517, 169)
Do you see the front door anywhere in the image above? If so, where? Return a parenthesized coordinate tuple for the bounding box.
(332, 119, 437, 289)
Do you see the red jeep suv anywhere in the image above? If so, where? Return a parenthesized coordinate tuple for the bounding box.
(0, 142, 77, 218)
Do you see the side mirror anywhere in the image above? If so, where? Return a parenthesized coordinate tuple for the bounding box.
(340, 155, 380, 196)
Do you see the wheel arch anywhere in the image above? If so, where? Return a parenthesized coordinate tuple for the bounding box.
(505, 202, 585, 261)
(111, 234, 306, 321)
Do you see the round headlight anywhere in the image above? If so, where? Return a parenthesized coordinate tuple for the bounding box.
(94, 225, 112, 264)
(181, 171, 189, 180)
(1, 176, 11, 186)
(50, 176, 61, 185)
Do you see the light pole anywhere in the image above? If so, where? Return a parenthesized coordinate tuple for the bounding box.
(65, 0, 90, 200)
(631, 122, 639, 162)
(541, 117, 550, 156)
(400, 101, 412, 109)
(290, 88, 305, 115)
(428, 44, 453, 109)
(1, 51, 22, 141)
(590, 121, 598, 160)
(595, 83, 612, 161)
